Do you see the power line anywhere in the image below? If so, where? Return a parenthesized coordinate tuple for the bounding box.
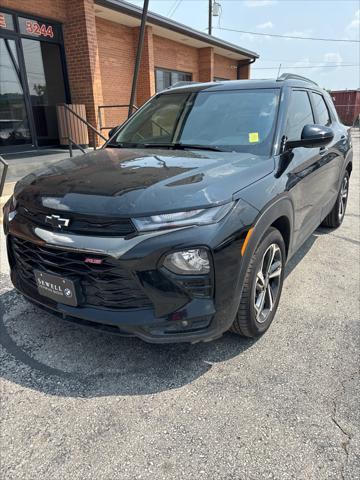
(260, 57, 358, 64)
(253, 64, 360, 69)
(213, 26, 360, 43)
(167, 0, 183, 18)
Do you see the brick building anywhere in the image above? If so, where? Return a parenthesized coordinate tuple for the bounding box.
(0, 0, 258, 153)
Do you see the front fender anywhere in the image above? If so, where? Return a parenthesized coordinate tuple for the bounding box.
(227, 195, 295, 324)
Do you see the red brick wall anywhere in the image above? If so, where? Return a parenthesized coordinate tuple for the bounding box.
(96, 17, 136, 130)
(133, 26, 155, 107)
(153, 35, 199, 82)
(63, 0, 103, 145)
(199, 47, 214, 82)
(1, 0, 67, 22)
(214, 54, 238, 80)
(238, 60, 251, 79)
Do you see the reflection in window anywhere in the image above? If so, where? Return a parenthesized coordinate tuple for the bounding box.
(22, 39, 66, 145)
(0, 38, 31, 146)
(115, 89, 280, 156)
(313, 93, 331, 126)
(286, 90, 314, 140)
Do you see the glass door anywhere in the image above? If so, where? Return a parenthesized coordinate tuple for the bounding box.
(0, 36, 32, 147)
(22, 39, 66, 146)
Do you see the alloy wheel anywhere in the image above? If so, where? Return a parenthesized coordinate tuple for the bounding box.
(338, 176, 349, 221)
(253, 243, 282, 324)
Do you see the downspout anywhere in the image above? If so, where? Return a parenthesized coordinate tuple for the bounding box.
(237, 58, 256, 79)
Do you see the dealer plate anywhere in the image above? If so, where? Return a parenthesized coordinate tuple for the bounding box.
(34, 270, 78, 307)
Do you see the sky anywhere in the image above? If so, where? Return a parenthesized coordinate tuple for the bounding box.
(126, 0, 360, 90)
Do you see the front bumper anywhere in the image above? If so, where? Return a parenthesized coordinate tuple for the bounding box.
(4, 202, 252, 343)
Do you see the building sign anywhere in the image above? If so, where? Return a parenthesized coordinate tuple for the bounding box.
(0, 12, 15, 31)
(18, 16, 59, 41)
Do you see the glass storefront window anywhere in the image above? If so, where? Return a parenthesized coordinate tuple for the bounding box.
(0, 12, 15, 32)
(22, 39, 66, 146)
(0, 10, 68, 152)
(0, 38, 31, 147)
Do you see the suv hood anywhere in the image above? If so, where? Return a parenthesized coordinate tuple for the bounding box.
(15, 148, 274, 216)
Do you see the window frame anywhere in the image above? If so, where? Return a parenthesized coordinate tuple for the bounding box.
(155, 67, 192, 92)
(309, 91, 333, 126)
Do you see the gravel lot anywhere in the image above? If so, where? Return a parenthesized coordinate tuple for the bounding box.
(1, 132, 359, 480)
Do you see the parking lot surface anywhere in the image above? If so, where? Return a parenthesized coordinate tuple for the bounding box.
(0, 133, 359, 480)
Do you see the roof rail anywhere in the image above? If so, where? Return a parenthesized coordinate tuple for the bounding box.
(166, 81, 201, 89)
(277, 73, 318, 86)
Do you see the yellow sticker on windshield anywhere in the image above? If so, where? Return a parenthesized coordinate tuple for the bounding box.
(249, 132, 259, 143)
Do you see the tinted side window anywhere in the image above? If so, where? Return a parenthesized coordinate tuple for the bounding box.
(286, 90, 314, 140)
(312, 92, 331, 126)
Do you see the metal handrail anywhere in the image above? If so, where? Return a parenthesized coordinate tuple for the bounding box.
(69, 137, 87, 155)
(0, 155, 9, 197)
(98, 104, 138, 132)
(62, 103, 107, 157)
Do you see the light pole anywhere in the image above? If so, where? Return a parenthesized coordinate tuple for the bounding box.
(208, 0, 212, 35)
(209, 1, 221, 36)
(128, 0, 150, 118)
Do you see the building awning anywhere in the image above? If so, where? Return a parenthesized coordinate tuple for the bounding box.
(94, 0, 259, 61)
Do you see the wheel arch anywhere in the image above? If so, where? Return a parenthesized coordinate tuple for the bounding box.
(249, 196, 294, 262)
(270, 216, 291, 257)
(346, 161, 352, 177)
(228, 196, 294, 331)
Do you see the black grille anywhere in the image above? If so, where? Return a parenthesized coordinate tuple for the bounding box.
(17, 206, 136, 237)
(9, 236, 152, 310)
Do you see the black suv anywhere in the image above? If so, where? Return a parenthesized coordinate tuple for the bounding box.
(3, 74, 353, 343)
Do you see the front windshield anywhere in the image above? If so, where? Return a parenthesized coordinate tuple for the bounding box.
(111, 88, 280, 156)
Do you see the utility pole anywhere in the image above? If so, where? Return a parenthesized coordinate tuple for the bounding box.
(208, 0, 212, 35)
(128, 0, 149, 118)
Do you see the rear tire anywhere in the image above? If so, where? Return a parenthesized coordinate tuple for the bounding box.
(321, 171, 349, 229)
(230, 227, 286, 338)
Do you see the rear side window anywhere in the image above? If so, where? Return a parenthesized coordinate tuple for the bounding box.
(286, 90, 314, 140)
(312, 92, 331, 126)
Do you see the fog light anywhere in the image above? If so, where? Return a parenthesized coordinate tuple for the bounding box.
(163, 248, 210, 275)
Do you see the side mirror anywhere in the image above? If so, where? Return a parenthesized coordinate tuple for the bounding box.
(108, 126, 118, 138)
(285, 124, 334, 150)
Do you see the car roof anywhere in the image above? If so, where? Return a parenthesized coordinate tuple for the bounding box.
(161, 75, 325, 95)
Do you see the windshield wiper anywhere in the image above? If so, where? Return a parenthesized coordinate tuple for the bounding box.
(107, 142, 227, 152)
(142, 143, 226, 152)
(106, 142, 140, 148)
(177, 144, 226, 152)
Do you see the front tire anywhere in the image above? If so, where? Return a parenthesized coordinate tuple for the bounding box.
(321, 171, 349, 228)
(230, 227, 286, 338)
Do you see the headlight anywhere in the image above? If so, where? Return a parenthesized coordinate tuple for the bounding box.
(163, 248, 210, 275)
(132, 202, 235, 231)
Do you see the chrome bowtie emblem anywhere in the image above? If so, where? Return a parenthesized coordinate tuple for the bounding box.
(45, 214, 70, 229)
